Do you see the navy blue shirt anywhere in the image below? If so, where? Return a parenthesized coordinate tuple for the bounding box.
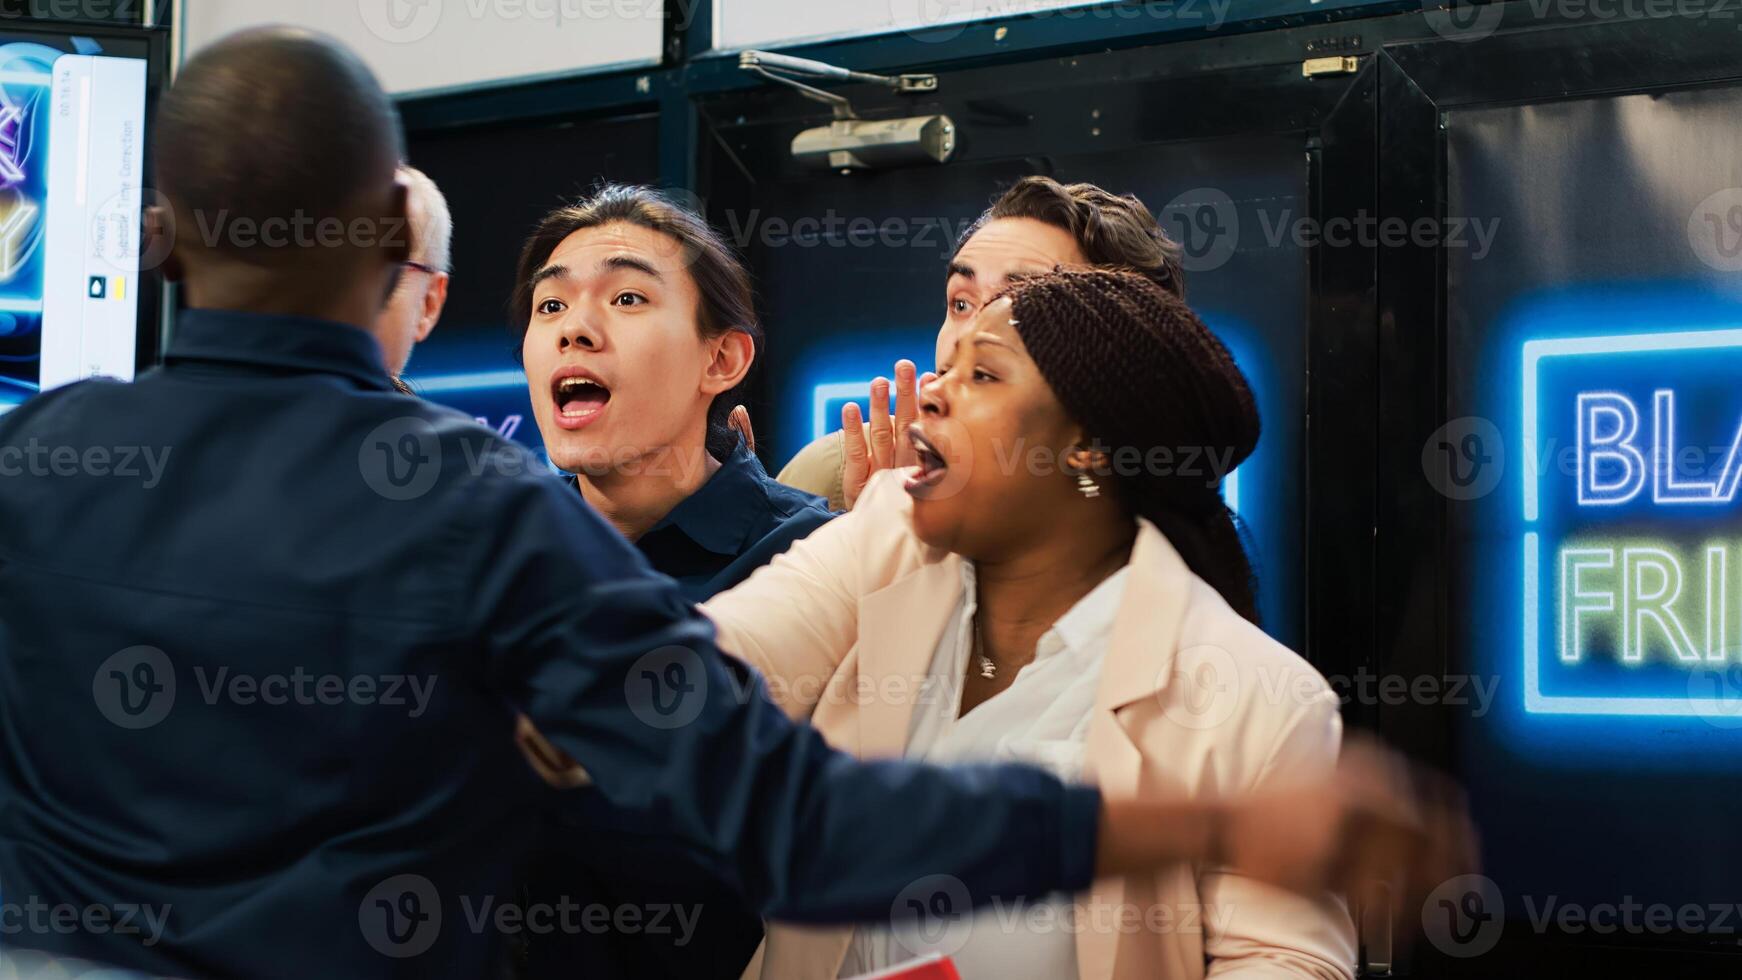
(0, 310, 1099, 979)
(631, 434, 834, 604)
(528, 439, 834, 979)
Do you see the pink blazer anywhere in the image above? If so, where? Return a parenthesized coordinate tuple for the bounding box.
(703, 471, 1357, 980)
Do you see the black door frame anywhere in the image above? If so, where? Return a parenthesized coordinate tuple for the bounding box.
(1375, 5, 1742, 976)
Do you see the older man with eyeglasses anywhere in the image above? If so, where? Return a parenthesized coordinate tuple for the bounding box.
(379, 164, 451, 389)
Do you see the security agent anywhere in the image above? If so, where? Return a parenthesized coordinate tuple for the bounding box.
(0, 27, 1186, 980)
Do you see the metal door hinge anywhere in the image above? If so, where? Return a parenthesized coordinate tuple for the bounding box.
(1302, 55, 1361, 79)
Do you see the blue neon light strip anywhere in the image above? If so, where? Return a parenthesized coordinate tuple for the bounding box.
(811, 381, 871, 442)
(403, 369, 526, 393)
(1524, 531, 1541, 708)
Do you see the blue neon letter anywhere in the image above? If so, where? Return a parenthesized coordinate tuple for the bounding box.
(1578, 392, 1646, 506)
(1653, 389, 1721, 503)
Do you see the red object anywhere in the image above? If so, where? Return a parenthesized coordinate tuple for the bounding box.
(842, 954, 962, 980)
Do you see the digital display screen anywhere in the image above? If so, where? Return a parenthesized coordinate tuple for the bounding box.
(0, 38, 148, 416)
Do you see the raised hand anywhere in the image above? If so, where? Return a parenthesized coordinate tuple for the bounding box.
(840, 360, 938, 509)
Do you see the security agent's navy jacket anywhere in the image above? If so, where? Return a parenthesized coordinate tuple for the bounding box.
(0, 310, 1099, 979)
(526, 437, 833, 979)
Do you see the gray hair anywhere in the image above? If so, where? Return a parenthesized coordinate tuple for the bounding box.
(400, 164, 453, 274)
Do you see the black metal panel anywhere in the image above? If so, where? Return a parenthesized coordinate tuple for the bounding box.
(1309, 60, 1381, 733)
(407, 113, 662, 339)
(700, 40, 1371, 182)
(398, 71, 663, 135)
(1377, 8, 1742, 977)
(1374, 3, 1742, 774)
(1372, 53, 1447, 759)
(1386, 2, 1742, 108)
(684, 0, 1415, 93)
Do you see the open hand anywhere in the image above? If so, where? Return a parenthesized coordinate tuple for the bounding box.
(840, 360, 938, 509)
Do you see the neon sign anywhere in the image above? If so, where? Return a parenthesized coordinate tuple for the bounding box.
(1523, 328, 1742, 714)
(1575, 390, 1742, 506)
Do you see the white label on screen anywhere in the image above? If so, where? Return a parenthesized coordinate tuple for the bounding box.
(40, 54, 146, 392)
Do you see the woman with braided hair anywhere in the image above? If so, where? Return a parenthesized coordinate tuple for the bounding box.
(703, 268, 1362, 979)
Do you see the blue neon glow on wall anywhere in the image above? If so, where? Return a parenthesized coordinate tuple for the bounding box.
(782, 324, 940, 468)
(811, 380, 889, 443)
(401, 334, 549, 463)
(1214, 317, 1290, 641)
(411, 369, 526, 394)
(1216, 324, 1274, 522)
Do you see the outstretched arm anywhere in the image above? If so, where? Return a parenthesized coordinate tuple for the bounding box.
(487, 476, 1471, 928)
(479, 474, 1097, 920)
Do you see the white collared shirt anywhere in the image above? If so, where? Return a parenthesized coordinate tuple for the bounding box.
(838, 562, 1130, 980)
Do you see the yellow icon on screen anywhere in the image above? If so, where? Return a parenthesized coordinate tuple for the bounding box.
(85, 276, 126, 301)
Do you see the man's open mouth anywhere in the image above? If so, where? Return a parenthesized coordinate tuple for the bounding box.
(550, 371, 612, 430)
(906, 424, 949, 493)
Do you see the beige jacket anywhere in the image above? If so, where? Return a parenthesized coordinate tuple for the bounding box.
(776, 428, 851, 512)
(703, 471, 1357, 980)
